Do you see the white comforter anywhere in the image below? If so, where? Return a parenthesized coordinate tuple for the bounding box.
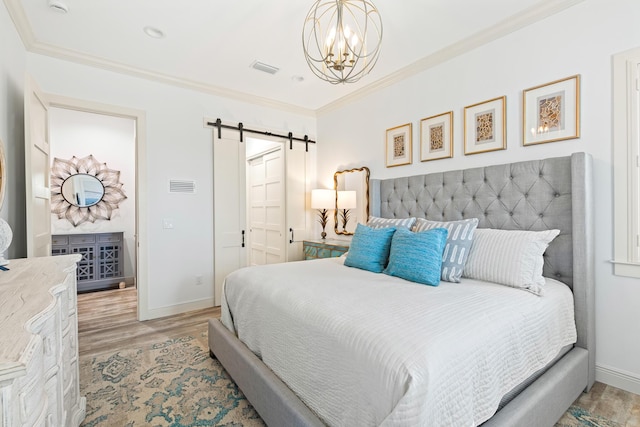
(221, 257, 577, 427)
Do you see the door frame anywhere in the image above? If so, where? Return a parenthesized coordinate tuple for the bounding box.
(47, 94, 148, 321)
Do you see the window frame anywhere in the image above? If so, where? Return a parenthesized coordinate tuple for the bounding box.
(613, 46, 640, 278)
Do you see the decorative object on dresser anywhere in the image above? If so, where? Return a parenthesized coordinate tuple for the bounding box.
(303, 239, 349, 260)
(334, 166, 370, 236)
(385, 123, 412, 167)
(311, 189, 335, 239)
(0, 218, 12, 266)
(523, 74, 580, 146)
(51, 154, 127, 227)
(0, 255, 85, 427)
(51, 232, 125, 292)
(464, 96, 507, 155)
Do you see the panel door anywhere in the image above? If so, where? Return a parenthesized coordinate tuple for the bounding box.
(285, 143, 310, 261)
(213, 137, 247, 306)
(24, 76, 52, 257)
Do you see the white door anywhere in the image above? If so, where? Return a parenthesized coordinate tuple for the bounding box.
(24, 77, 52, 257)
(285, 143, 310, 261)
(213, 136, 247, 306)
(248, 148, 285, 266)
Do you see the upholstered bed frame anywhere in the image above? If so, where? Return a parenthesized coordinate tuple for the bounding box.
(209, 152, 595, 427)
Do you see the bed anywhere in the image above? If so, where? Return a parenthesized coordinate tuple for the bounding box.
(208, 152, 595, 427)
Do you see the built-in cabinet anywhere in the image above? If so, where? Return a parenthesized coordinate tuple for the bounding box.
(52, 232, 124, 292)
(0, 255, 85, 427)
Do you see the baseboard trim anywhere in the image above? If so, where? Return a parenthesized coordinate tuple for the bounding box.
(144, 297, 214, 320)
(596, 364, 640, 395)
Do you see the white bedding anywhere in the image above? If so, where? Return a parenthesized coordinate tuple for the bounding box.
(221, 257, 577, 427)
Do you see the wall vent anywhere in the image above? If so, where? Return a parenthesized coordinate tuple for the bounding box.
(250, 61, 280, 75)
(169, 180, 196, 194)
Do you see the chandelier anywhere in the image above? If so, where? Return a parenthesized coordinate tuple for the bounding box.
(302, 0, 383, 84)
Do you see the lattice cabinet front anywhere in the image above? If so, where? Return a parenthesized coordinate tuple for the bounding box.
(52, 232, 124, 292)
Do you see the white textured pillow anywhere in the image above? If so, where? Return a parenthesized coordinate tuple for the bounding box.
(367, 216, 416, 230)
(462, 228, 560, 295)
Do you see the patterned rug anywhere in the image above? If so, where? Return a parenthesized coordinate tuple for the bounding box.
(80, 334, 622, 427)
(79, 335, 265, 427)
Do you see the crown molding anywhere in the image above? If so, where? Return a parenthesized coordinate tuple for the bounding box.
(5, 0, 584, 118)
(316, 0, 586, 116)
(3, 0, 315, 117)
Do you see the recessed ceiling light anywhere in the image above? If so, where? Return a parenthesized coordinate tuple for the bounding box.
(292, 75, 305, 83)
(143, 26, 165, 39)
(48, 0, 69, 14)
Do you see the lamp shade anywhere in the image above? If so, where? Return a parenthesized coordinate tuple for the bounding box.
(311, 189, 335, 209)
(337, 191, 357, 209)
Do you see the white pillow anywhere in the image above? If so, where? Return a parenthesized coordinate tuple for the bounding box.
(462, 228, 560, 295)
(366, 216, 416, 230)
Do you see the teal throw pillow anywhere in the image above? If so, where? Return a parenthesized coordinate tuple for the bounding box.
(344, 223, 396, 273)
(384, 227, 448, 286)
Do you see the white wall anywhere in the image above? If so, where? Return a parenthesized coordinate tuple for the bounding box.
(0, 2, 27, 259)
(49, 107, 136, 279)
(25, 52, 316, 316)
(317, 0, 640, 393)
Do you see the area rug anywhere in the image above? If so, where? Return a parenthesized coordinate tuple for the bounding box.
(80, 334, 623, 427)
(79, 334, 265, 427)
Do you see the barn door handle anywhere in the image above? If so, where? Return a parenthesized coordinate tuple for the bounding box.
(241, 230, 245, 248)
(289, 228, 294, 244)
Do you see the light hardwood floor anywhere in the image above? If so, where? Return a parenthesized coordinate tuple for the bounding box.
(77, 287, 219, 358)
(77, 287, 640, 425)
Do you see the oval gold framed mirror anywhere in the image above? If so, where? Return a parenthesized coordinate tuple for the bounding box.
(334, 166, 370, 235)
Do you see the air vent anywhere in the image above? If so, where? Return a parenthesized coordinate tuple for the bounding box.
(169, 180, 196, 194)
(250, 61, 280, 75)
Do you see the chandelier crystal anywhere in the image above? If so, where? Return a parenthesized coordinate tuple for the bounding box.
(302, 0, 383, 84)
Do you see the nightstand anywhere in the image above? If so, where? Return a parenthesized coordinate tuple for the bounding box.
(303, 239, 350, 260)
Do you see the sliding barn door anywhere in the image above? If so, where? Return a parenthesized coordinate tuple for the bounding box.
(285, 142, 310, 261)
(213, 136, 247, 306)
(24, 76, 52, 257)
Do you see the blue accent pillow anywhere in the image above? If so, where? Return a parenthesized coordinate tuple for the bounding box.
(344, 224, 396, 273)
(383, 227, 448, 286)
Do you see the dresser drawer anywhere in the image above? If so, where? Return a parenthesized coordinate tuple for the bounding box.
(303, 240, 349, 259)
(98, 233, 121, 243)
(15, 338, 47, 427)
(69, 235, 95, 244)
(52, 235, 68, 245)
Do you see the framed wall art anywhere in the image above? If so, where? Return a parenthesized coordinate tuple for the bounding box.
(464, 96, 506, 155)
(386, 123, 412, 167)
(420, 111, 453, 162)
(523, 74, 580, 146)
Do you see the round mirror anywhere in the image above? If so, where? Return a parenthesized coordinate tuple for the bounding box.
(0, 138, 5, 211)
(61, 174, 105, 208)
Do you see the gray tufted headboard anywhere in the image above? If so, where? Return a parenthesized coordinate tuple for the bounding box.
(370, 152, 595, 387)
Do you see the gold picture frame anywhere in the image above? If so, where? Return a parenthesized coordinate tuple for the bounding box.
(420, 111, 453, 162)
(523, 74, 580, 146)
(464, 96, 506, 155)
(386, 123, 412, 167)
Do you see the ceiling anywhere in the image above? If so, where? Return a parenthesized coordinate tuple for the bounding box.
(4, 0, 583, 114)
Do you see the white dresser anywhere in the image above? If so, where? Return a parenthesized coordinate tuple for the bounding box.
(0, 255, 85, 427)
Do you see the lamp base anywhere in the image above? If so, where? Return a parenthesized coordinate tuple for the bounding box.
(321, 231, 327, 239)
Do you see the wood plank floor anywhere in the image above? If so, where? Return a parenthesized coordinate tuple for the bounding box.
(77, 287, 219, 358)
(77, 287, 640, 425)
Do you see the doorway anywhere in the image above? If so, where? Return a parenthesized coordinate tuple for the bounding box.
(246, 138, 285, 266)
(213, 132, 311, 305)
(49, 107, 137, 295)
